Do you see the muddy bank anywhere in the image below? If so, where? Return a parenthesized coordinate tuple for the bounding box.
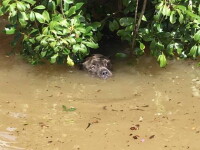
(0, 19, 200, 150)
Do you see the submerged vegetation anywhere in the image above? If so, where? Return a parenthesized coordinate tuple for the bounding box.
(0, 0, 199, 67)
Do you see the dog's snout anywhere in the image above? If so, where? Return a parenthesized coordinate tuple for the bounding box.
(102, 70, 108, 75)
(98, 67, 112, 79)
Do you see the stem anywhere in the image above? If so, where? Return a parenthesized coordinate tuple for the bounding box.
(134, 0, 139, 26)
(60, 0, 65, 17)
(131, 0, 147, 56)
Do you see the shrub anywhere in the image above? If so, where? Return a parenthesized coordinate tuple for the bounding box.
(0, 0, 100, 65)
(0, 0, 199, 67)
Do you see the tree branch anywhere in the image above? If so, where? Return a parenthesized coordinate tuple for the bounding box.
(131, 0, 147, 56)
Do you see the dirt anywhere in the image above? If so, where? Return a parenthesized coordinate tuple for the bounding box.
(0, 18, 200, 150)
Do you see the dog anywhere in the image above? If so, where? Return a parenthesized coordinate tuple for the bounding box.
(82, 54, 112, 79)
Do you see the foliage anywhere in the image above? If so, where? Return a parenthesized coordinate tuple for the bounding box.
(106, 0, 200, 67)
(0, 0, 200, 67)
(0, 0, 100, 65)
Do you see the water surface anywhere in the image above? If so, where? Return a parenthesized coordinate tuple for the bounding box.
(0, 18, 200, 150)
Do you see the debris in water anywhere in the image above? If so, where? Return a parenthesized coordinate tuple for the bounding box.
(141, 138, 145, 142)
(85, 123, 91, 130)
(149, 135, 155, 139)
(139, 116, 143, 122)
(103, 106, 107, 110)
(48, 141, 53, 143)
(62, 105, 76, 112)
(135, 124, 140, 129)
(96, 89, 101, 92)
(141, 105, 149, 107)
(54, 86, 61, 88)
(130, 127, 137, 130)
(130, 124, 140, 130)
(133, 135, 139, 139)
(39, 122, 49, 128)
(85, 120, 99, 130)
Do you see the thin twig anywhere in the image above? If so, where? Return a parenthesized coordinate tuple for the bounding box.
(134, 0, 139, 27)
(60, 0, 65, 17)
(131, 0, 147, 56)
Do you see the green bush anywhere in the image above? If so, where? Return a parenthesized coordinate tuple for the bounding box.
(0, 0, 199, 67)
(0, 0, 100, 65)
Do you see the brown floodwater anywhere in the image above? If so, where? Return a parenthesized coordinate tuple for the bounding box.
(0, 18, 200, 150)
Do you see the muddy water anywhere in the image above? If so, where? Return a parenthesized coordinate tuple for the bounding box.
(0, 20, 200, 150)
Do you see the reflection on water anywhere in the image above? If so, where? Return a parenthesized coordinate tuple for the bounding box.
(0, 17, 200, 150)
(191, 77, 200, 97)
(0, 132, 24, 150)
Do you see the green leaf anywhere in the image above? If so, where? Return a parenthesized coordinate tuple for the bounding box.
(65, 0, 73, 4)
(41, 50, 47, 57)
(2, 0, 11, 6)
(139, 42, 145, 50)
(34, 5, 45, 10)
(185, 10, 200, 20)
(17, 1, 26, 11)
(36, 35, 44, 41)
(67, 55, 74, 66)
(62, 105, 76, 112)
(42, 10, 50, 22)
(194, 30, 200, 42)
(179, 14, 184, 24)
(166, 43, 174, 55)
(42, 27, 49, 34)
(0, 7, 4, 16)
(22, 0, 36, 5)
(174, 43, 183, 55)
(56, 0, 61, 5)
(21, 12, 28, 20)
(48, 1, 56, 12)
(80, 44, 88, 53)
(188, 0, 192, 11)
(115, 53, 128, 58)
(63, 1, 69, 11)
(157, 53, 167, 67)
(175, 5, 186, 11)
(50, 53, 58, 63)
(66, 6, 76, 17)
(62, 105, 67, 111)
(76, 27, 86, 33)
(9, 3, 16, 12)
(162, 5, 171, 16)
(119, 17, 134, 26)
(142, 15, 147, 21)
(30, 11, 35, 21)
(4, 26, 16, 35)
(90, 22, 101, 31)
(189, 45, 197, 57)
(75, 2, 84, 10)
(18, 12, 28, 27)
(109, 20, 119, 31)
(170, 11, 177, 24)
(198, 45, 200, 55)
(41, 37, 48, 46)
(66, 37, 76, 44)
(50, 41, 56, 47)
(83, 41, 99, 49)
(35, 12, 45, 23)
(72, 44, 88, 53)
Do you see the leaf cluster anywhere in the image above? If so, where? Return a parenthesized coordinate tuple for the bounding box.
(0, 0, 199, 67)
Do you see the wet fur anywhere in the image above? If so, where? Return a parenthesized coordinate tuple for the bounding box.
(82, 54, 112, 79)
